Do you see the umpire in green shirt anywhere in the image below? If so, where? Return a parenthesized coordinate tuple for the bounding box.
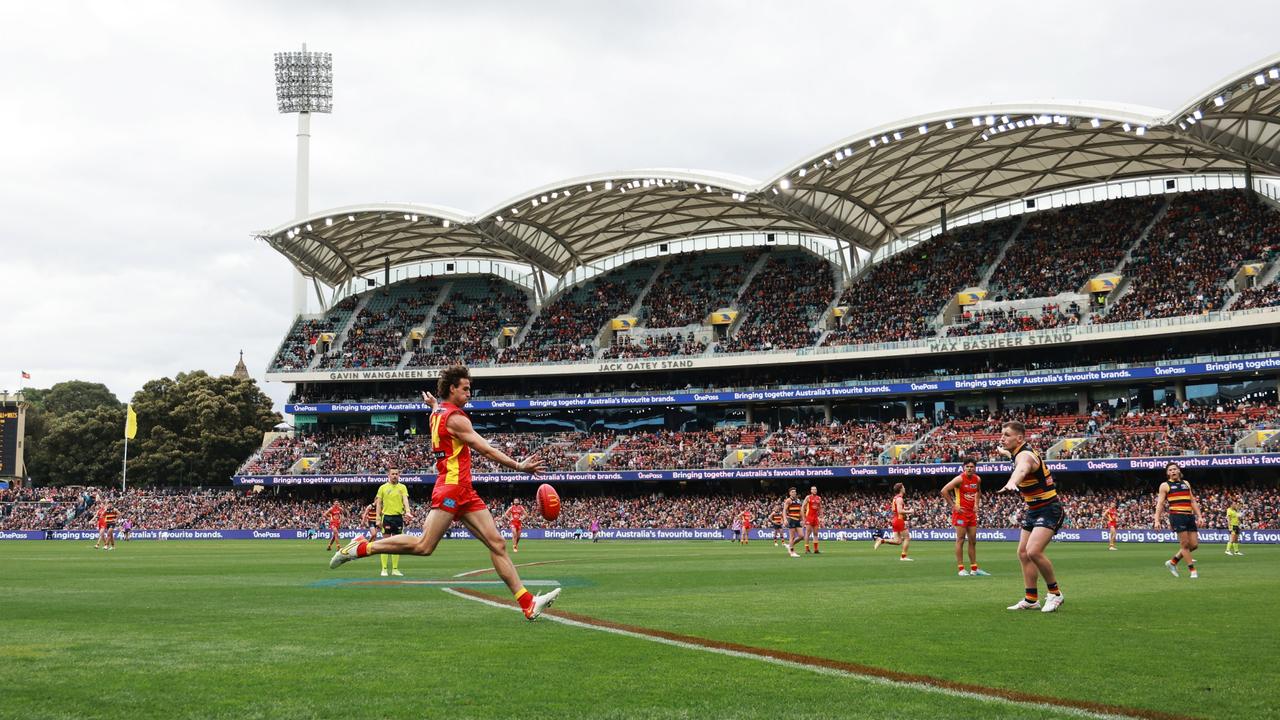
(376, 468, 411, 576)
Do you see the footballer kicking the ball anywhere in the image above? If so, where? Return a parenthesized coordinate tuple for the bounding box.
(330, 365, 560, 621)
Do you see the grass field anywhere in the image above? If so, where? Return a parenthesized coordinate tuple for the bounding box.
(2, 537, 1275, 720)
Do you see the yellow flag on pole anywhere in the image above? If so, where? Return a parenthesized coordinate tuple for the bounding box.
(125, 404, 138, 440)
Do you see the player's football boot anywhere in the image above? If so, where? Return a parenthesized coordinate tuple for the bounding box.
(1234, 551, 1244, 556)
(525, 588, 561, 621)
(1041, 593, 1064, 613)
(329, 534, 367, 569)
(788, 550, 800, 558)
(1007, 599, 1041, 610)
(1189, 571, 1198, 579)
(971, 568, 992, 577)
(873, 537, 883, 550)
(1164, 560, 1180, 577)
(391, 569, 403, 577)
(899, 556, 914, 561)
(1225, 550, 1233, 555)
(958, 569, 970, 576)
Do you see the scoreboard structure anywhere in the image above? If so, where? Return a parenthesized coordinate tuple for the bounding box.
(0, 392, 26, 483)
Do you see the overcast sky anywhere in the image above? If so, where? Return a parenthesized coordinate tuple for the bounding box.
(2, 1, 1277, 412)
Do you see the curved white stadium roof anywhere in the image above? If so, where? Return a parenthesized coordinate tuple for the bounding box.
(260, 52, 1280, 287)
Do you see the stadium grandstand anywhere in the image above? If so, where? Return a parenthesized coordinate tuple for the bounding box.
(14, 54, 1280, 538)
(221, 54, 1280, 527)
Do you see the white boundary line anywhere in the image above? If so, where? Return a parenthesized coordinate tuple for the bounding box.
(442, 585, 1148, 720)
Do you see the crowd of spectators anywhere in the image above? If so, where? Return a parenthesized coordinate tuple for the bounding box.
(718, 252, 833, 353)
(910, 409, 1093, 463)
(823, 219, 1018, 346)
(640, 250, 759, 329)
(1231, 280, 1280, 311)
(1067, 401, 1280, 459)
(269, 295, 359, 371)
(318, 283, 438, 370)
(410, 278, 531, 367)
(746, 418, 930, 467)
(947, 302, 1082, 337)
(5, 482, 1275, 532)
(601, 332, 707, 359)
(596, 427, 764, 471)
(1101, 190, 1280, 323)
(988, 197, 1162, 300)
(499, 261, 660, 364)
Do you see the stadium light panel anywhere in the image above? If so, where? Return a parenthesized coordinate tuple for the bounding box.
(881, 135, 889, 144)
(532, 198, 539, 207)
(541, 194, 549, 202)
(496, 216, 503, 223)
(564, 189, 572, 197)
(1186, 116, 1196, 125)
(443, 220, 450, 228)
(1179, 122, 1187, 130)
(843, 147, 852, 155)
(771, 187, 779, 195)
(892, 131, 902, 141)
(868, 139, 876, 148)
(551, 191, 559, 198)
(779, 179, 791, 190)
(1271, 68, 1280, 80)
(411, 215, 419, 222)
(1122, 123, 1132, 132)
(1136, 126, 1146, 136)
(985, 115, 995, 126)
(1090, 118, 1101, 128)
(835, 150, 844, 160)
(1001, 115, 1010, 124)
(1192, 110, 1203, 120)
(324, 218, 333, 226)
(305, 223, 312, 231)
(1214, 96, 1225, 107)
(1256, 74, 1266, 85)
(945, 120, 955, 130)
(511, 208, 519, 215)
(604, 181, 613, 190)
(585, 184, 592, 192)
(273, 50, 333, 114)
(918, 125, 928, 134)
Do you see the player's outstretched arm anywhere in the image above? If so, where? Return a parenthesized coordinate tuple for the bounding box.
(999, 454, 1032, 493)
(449, 413, 545, 474)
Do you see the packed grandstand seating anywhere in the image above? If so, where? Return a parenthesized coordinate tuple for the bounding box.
(268, 295, 360, 371)
(600, 331, 707, 359)
(822, 218, 1018, 346)
(745, 418, 930, 467)
(987, 196, 1163, 301)
(236, 398, 1280, 479)
(1066, 402, 1280, 459)
(409, 277, 531, 367)
(1231, 280, 1280, 311)
(1101, 190, 1280, 323)
(499, 260, 661, 364)
(5, 483, 1273, 532)
(947, 302, 1082, 337)
(317, 280, 438, 370)
(718, 251, 833, 353)
(639, 249, 760, 329)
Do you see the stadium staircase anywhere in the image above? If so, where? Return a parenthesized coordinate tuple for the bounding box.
(397, 281, 454, 369)
(626, 258, 669, 319)
(308, 293, 372, 370)
(722, 253, 772, 338)
(893, 426, 941, 463)
(1101, 196, 1172, 314)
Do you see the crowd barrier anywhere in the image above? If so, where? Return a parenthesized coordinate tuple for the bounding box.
(4, 527, 1275, 543)
(232, 452, 1280, 485)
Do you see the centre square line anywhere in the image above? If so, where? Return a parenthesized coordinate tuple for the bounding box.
(444, 586, 1195, 720)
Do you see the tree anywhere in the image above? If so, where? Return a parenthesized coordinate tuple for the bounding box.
(128, 371, 280, 487)
(22, 381, 122, 481)
(26, 405, 127, 486)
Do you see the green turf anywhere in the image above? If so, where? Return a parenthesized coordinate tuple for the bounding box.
(1, 538, 1274, 719)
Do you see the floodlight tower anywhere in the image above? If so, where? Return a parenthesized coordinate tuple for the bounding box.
(274, 44, 333, 316)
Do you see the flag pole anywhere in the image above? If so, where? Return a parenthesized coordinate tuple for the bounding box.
(122, 437, 129, 493)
